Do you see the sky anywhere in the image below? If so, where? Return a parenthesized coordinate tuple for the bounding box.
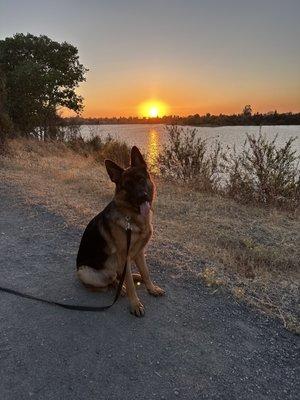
(1, 0, 300, 117)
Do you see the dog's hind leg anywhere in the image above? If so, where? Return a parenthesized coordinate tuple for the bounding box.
(77, 266, 116, 290)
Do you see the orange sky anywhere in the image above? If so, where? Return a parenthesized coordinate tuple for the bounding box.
(76, 76, 300, 117)
(3, 1, 299, 118)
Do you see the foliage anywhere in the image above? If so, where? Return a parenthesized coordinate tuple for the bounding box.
(66, 134, 130, 168)
(0, 68, 13, 154)
(223, 134, 300, 209)
(242, 104, 252, 117)
(158, 126, 223, 192)
(0, 33, 87, 137)
(158, 126, 300, 210)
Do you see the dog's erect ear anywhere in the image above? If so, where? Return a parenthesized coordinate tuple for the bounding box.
(131, 146, 147, 168)
(105, 160, 124, 183)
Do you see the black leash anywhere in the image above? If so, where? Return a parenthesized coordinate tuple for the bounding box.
(0, 229, 131, 312)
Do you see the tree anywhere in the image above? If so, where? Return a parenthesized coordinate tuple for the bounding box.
(0, 33, 87, 137)
(0, 67, 13, 137)
(242, 104, 252, 117)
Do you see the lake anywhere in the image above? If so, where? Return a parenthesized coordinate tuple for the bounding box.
(80, 124, 300, 168)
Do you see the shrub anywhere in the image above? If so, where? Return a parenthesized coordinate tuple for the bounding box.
(66, 134, 130, 167)
(223, 133, 300, 210)
(95, 137, 130, 167)
(158, 126, 299, 210)
(158, 125, 223, 192)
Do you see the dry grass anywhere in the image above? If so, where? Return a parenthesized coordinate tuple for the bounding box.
(0, 138, 113, 225)
(1, 138, 299, 333)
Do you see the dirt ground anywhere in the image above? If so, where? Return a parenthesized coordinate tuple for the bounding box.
(0, 182, 299, 400)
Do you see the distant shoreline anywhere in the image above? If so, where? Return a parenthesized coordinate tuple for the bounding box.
(63, 111, 300, 127)
(72, 122, 300, 127)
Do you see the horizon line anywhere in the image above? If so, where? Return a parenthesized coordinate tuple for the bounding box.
(64, 110, 300, 119)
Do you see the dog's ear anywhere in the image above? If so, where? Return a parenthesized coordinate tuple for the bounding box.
(131, 146, 147, 168)
(105, 160, 124, 183)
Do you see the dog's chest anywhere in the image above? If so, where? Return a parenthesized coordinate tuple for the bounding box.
(128, 218, 152, 256)
(107, 212, 153, 255)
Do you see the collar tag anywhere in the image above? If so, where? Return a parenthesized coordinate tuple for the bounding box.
(125, 216, 131, 231)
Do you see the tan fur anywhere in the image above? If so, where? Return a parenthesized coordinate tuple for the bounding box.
(77, 266, 116, 288)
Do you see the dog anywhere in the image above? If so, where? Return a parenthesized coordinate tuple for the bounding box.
(76, 146, 165, 316)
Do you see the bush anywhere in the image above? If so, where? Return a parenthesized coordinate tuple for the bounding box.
(158, 126, 300, 210)
(223, 134, 300, 210)
(158, 125, 223, 192)
(66, 134, 130, 167)
(96, 137, 130, 167)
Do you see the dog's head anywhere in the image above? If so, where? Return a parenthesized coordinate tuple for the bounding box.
(105, 146, 154, 216)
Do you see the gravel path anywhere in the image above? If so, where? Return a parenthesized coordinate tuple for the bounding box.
(0, 183, 299, 400)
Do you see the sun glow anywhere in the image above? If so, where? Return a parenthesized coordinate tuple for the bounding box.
(139, 100, 169, 118)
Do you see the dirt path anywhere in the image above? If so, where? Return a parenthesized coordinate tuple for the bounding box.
(0, 183, 299, 400)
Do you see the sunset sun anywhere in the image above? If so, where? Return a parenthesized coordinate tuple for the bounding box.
(149, 106, 159, 117)
(139, 100, 169, 118)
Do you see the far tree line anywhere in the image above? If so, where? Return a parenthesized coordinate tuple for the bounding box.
(65, 105, 300, 127)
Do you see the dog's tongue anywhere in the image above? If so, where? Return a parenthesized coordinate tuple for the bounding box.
(140, 201, 150, 217)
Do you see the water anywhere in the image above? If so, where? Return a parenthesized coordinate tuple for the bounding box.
(80, 124, 300, 168)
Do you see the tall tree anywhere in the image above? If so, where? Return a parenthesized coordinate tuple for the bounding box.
(242, 104, 252, 118)
(0, 33, 87, 137)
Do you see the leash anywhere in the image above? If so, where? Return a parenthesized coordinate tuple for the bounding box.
(0, 228, 131, 312)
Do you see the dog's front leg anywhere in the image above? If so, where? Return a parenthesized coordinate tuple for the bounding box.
(134, 252, 165, 296)
(125, 258, 145, 317)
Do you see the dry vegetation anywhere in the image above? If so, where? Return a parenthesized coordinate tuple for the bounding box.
(0, 137, 299, 333)
(158, 126, 300, 210)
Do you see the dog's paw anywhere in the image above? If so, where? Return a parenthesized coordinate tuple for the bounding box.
(147, 285, 165, 297)
(130, 300, 145, 317)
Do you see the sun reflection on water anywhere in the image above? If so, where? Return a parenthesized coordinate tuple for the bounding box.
(147, 128, 160, 174)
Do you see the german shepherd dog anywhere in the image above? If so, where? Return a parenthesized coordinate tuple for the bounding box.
(76, 146, 165, 316)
